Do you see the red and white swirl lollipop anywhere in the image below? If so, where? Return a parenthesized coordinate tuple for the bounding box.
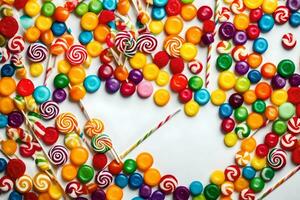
(267, 148, 287, 170)
(7, 35, 25, 54)
(159, 174, 178, 194)
(0, 176, 14, 193)
(224, 165, 240, 182)
(218, 7, 231, 22)
(27, 43, 48, 63)
(273, 6, 290, 24)
(39, 100, 60, 120)
(221, 181, 234, 196)
(188, 60, 203, 74)
(66, 44, 87, 65)
(217, 41, 233, 54)
(95, 170, 113, 189)
(282, 33, 297, 50)
(230, 0, 246, 14)
(280, 133, 297, 151)
(231, 45, 248, 61)
(65, 181, 88, 198)
(239, 188, 255, 200)
(115, 31, 133, 53)
(48, 145, 68, 166)
(288, 117, 300, 135)
(0, 47, 10, 63)
(137, 33, 158, 54)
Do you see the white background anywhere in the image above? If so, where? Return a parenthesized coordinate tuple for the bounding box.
(3, 0, 300, 199)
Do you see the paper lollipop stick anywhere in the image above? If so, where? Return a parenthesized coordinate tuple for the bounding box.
(257, 165, 300, 200)
(120, 108, 181, 159)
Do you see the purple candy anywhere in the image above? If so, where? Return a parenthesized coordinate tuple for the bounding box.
(286, 0, 300, 12)
(235, 61, 249, 75)
(105, 78, 120, 94)
(219, 22, 236, 40)
(149, 190, 165, 200)
(289, 73, 300, 86)
(75, 198, 88, 200)
(229, 93, 244, 109)
(201, 33, 214, 46)
(233, 31, 248, 45)
(173, 186, 190, 200)
(139, 184, 152, 199)
(128, 69, 143, 85)
(52, 88, 67, 103)
(8, 111, 24, 128)
(91, 189, 106, 200)
(271, 74, 286, 89)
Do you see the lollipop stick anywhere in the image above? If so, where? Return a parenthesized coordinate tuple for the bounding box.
(43, 53, 53, 86)
(249, 120, 270, 138)
(111, 147, 122, 163)
(120, 108, 181, 159)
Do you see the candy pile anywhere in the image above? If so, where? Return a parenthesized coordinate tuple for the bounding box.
(0, 0, 298, 200)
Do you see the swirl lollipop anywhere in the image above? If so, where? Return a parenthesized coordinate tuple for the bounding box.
(66, 44, 88, 65)
(0, 176, 14, 193)
(34, 152, 50, 171)
(39, 100, 60, 120)
(95, 170, 113, 188)
(91, 134, 112, 153)
(159, 175, 178, 194)
(273, 6, 290, 24)
(188, 60, 203, 74)
(137, 33, 158, 54)
(115, 31, 135, 52)
(287, 116, 300, 135)
(55, 112, 79, 134)
(0, 47, 10, 63)
(48, 145, 68, 166)
(64, 132, 81, 149)
(84, 119, 104, 138)
(33, 172, 51, 193)
(123, 38, 137, 58)
(235, 123, 251, 139)
(163, 35, 184, 58)
(267, 148, 287, 170)
(224, 165, 240, 182)
(27, 43, 48, 63)
(7, 35, 25, 53)
(65, 181, 88, 198)
(239, 188, 255, 200)
(15, 175, 33, 193)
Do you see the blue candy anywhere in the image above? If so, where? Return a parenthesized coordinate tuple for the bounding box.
(153, 0, 168, 7)
(79, 31, 93, 45)
(258, 14, 274, 33)
(242, 166, 256, 180)
(9, 191, 22, 200)
(103, 0, 116, 10)
(289, 12, 300, 27)
(194, 89, 210, 105)
(151, 7, 166, 20)
(253, 37, 268, 54)
(20, 15, 34, 30)
(107, 21, 116, 30)
(0, 114, 8, 128)
(0, 158, 7, 172)
(1, 64, 15, 77)
(84, 75, 101, 93)
(33, 86, 51, 104)
(248, 70, 262, 84)
(115, 173, 128, 189)
(189, 181, 203, 196)
(51, 21, 67, 36)
(128, 173, 143, 189)
(219, 103, 233, 119)
(132, 197, 144, 200)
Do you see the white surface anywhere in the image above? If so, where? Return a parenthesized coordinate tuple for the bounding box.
(2, 0, 300, 199)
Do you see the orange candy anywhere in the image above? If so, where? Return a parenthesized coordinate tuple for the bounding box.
(0, 77, 16, 96)
(255, 82, 272, 100)
(94, 25, 110, 43)
(0, 97, 15, 114)
(243, 90, 257, 104)
(247, 53, 262, 68)
(180, 4, 197, 21)
(1, 139, 17, 156)
(261, 63, 276, 79)
(185, 26, 202, 44)
(54, 6, 70, 22)
(265, 105, 278, 121)
(234, 177, 249, 192)
(40, 30, 54, 46)
(114, 66, 129, 81)
(247, 112, 264, 130)
(241, 137, 256, 152)
(62, 34, 74, 46)
(24, 26, 41, 43)
(117, 0, 130, 16)
(69, 85, 86, 102)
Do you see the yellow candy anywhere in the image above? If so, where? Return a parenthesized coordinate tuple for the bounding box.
(86, 41, 102, 57)
(58, 59, 71, 74)
(143, 63, 159, 81)
(235, 77, 250, 93)
(68, 66, 86, 85)
(48, 182, 62, 200)
(129, 52, 147, 69)
(81, 12, 98, 31)
(218, 71, 236, 90)
(153, 89, 170, 107)
(35, 16, 52, 32)
(233, 13, 250, 30)
(144, 168, 161, 187)
(149, 20, 164, 35)
(211, 89, 226, 106)
(184, 100, 200, 117)
(164, 16, 183, 35)
(262, 0, 278, 14)
(241, 137, 256, 152)
(180, 43, 198, 61)
(83, 55, 92, 68)
(243, 0, 263, 9)
(271, 89, 287, 106)
(251, 156, 266, 171)
(210, 170, 225, 185)
(106, 185, 123, 200)
(224, 0, 234, 4)
(224, 132, 238, 147)
(155, 70, 170, 86)
(30, 63, 43, 77)
(24, 1, 41, 17)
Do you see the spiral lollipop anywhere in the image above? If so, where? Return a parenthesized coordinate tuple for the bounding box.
(34, 152, 50, 171)
(235, 123, 251, 139)
(15, 175, 33, 193)
(0, 47, 10, 63)
(65, 181, 87, 198)
(27, 43, 48, 63)
(66, 44, 87, 65)
(91, 134, 112, 153)
(137, 33, 158, 54)
(55, 112, 79, 134)
(39, 100, 60, 120)
(0, 176, 14, 193)
(273, 6, 290, 24)
(95, 170, 113, 188)
(7, 35, 25, 53)
(267, 148, 287, 170)
(115, 31, 133, 53)
(33, 172, 51, 193)
(163, 35, 184, 58)
(84, 119, 104, 138)
(159, 175, 178, 194)
(48, 145, 68, 166)
(124, 38, 137, 58)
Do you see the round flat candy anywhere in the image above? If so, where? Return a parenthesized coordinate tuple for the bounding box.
(0, 158, 7, 172)
(9, 191, 22, 200)
(136, 152, 153, 172)
(139, 184, 152, 199)
(0, 77, 16, 97)
(77, 165, 94, 184)
(289, 12, 300, 27)
(70, 147, 88, 166)
(184, 100, 200, 117)
(189, 181, 203, 197)
(106, 185, 123, 199)
(154, 89, 170, 106)
(164, 16, 183, 35)
(250, 177, 265, 193)
(61, 163, 77, 181)
(91, 189, 106, 200)
(115, 174, 128, 188)
(180, 43, 198, 61)
(52, 88, 67, 103)
(20, 15, 33, 30)
(211, 89, 226, 105)
(7, 159, 26, 179)
(152, 7, 166, 20)
(253, 37, 268, 54)
(8, 111, 24, 128)
(194, 89, 210, 105)
(258, 14, 274, 32)
(149, 20, 164, 35)
(181, 4, 197, 21)
(144, 168, 161, 187)
(173, 186, 190, 200)
(242, 166, 256, 180)
(79, 31, 93, 45)
(143, 64, 159, 81)
(279, 102, 295, 120)
(129, 173, 143, 189)
(16, 79, 34, 96)
(2, 139, 17, 156)
(0, 17, 19, 38)
(137, 81, 153, 98)
(204, 184, 220, 200)
(260, 167, 275, 182)
(84, 75, 101, 93)
(33, 86, 50, 104)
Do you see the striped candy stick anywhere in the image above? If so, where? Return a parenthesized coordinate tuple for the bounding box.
(119, 108, 181, 159)
(258, 165, 300, 200)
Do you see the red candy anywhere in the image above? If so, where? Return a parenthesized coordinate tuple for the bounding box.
(203, 20, 215, 33)
(108, 160, 123, 175)
(99, 10, 115, 24)
(93, 153, 107, 170)
(221, 118, 235, 133)
(178, 88, 193, 103)
(166, 0, 182, 16)
(249, 8, 263, 22)
(43, 127, 59, 145)
(170, 57, 184, 74)
(170, 74, 188, 93)
(224, 165, 241, 182)
(14, 0, 28, 10)
(120, 81, 136, 97)
(264, 132, 279, 148)
(197, 6, 213, 21)
(292, 147, 300, 165)
(16, 78, 35, 96)
(100, 48, 113, 64)
(280, 133, 297, 151)
(153, 51, 169, 68)
(255, 144, 269, 157)
(98, 64, 113, 80)
(296, 104, 300, 117)
(0, 17, 19, 38)
(288, 87, 300, 105)
(24, 192, 38, 200)
(6, 159, 26, 179)
(246, 24, 260, 40)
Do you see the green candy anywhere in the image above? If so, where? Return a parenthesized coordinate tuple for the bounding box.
(123, 159, 137, 174)
(272, 120, 287, 136)
(54, 73, 69, 89)
(216, 54, 232, 71)
(250, 177, 265, 193)
(234, 106, 248, 122)
(41, 1, 56, 17)
(189, 76, 203, 91)
(279, 102, 295, 120)
(0, 34, 6, 47)
(260, 167, 275, 182)
(89, 0, 103, 14)
(252, 100, 266, 113)
(235, 77, 250, 93)
(277, 59, 295, 78)
(203, 184, 220, 200)
(181, 0, 194, 4)
(75, 2, 89, 16)
(77, 165, 94, 184)
(193, 194, 206, 200)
